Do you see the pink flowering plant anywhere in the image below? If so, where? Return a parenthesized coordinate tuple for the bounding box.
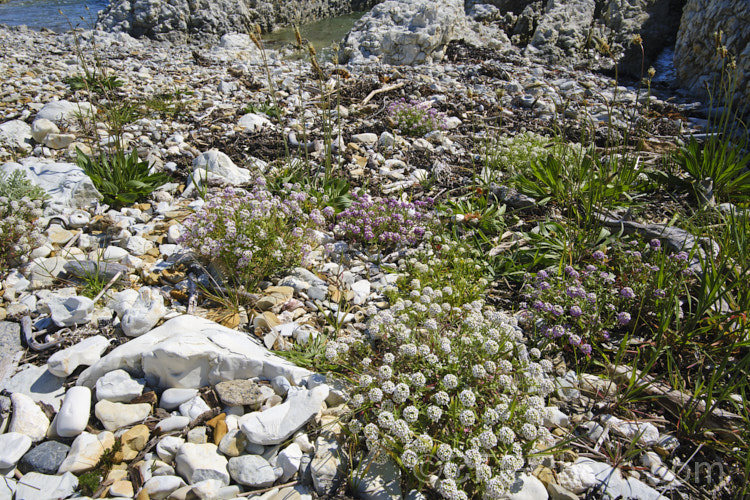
(387, 98, 447, 137)
(179, 181, 324, 291)
(518, 238, 696, 356)
(330, 283, 557, 499)
(331, 192, 437, 252)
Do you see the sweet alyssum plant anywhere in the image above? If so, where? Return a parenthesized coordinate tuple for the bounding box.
(388, 98, 447, 137)
(179, 181, 324, 291)
(330, 283, 557, 499)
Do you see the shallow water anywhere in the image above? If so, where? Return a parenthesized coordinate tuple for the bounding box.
(0, 0, 107, 32)
(263, 11, 364, 51)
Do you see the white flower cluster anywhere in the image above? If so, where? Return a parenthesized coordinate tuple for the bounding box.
(338, 284, 558, 499)
(0, 196, 44, 267)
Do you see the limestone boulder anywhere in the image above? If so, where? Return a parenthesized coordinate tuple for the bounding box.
(76, 315, 311, 389)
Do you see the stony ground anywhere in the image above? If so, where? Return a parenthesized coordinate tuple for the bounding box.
(0, 23, 744, 500)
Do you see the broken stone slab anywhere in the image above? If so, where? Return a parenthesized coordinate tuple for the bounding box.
(64, 260, 129, 284)
(47, 335, 111, 377)
(14, 471, 78, 500)
(47, 295, 95, 328)
(76, 315, 311, 389)
(241, 385, 329, 446)
(2, 363, 66, 411)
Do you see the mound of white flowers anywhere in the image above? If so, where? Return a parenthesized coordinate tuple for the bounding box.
(330, 281, 560, 499)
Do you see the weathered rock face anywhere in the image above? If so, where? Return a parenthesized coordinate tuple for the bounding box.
(339, 0, 471, 65)
(479, 0, 685, 75)
(674, 0, 750, 104)
(96, 0, 381, 42)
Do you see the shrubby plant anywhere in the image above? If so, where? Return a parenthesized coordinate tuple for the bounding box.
(331, 192, 436, 252)
(331, 286, 556, 499)
(390, 234, 489, 307)
(518, 238, 695, 355)
(179, 181, 323, 291)
(0, 196, 44, 272)
(0, 170, 47, 200)
(388, 98, 447, 137)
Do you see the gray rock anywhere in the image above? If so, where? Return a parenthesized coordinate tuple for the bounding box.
(186, 150, 252, 195)
(675, 0, 750, 104)
(215, 379, 265, 408)
(2, 363, 66, 411)
(340, 0, 471, 66)
(0, 120, 33, 152)
(18, 440, 70, 475)
(14, 471, 78, 500)
(31, 118, 60, 143)
(0, 321, 22, 383)
(227, 454, 277, 488)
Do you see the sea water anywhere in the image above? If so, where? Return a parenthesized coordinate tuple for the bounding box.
(0, 0, 107, 32)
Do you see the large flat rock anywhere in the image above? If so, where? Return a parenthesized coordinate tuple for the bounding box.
(76, 315, 310, 389)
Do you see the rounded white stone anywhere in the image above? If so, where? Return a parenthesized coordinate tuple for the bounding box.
(9, 392, 50, 442)
(95, 369, 145, 403)
(160, 388, 198, 411)
(56, 386, 92, 437)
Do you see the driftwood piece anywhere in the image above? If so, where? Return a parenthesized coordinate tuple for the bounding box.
(20, 315, 63, 352)
(360, 82, 405, 106)
(610, 364, 744, 434)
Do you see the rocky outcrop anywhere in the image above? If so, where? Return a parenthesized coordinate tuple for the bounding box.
(96, 0, 381, 42)
(477, 0, 685, 75)
(674, 0, 750, 104)
(339, 0, 473, 65)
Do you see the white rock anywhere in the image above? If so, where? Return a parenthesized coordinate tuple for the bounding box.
(0, 432, 32, 469)
(55, 386, 92, 437)
(507, 473, 548, 500)
(14, 472, 78, 500)
(47, 335, 110, 377)
(175, 443, 230, 485)
(44, 133, 76, 150)
(241, 385, 329, 445)
(95, 400, 151, 431)
(350, 279, 371, 305)
(558, 461, 598, 494)
(1, 159, 102, 214)
(543, 406, 570, 428)
(107, 289, 140, 320)
(238, 113, 272, 132)
(35, 100, 96, 124)
(58, 430, 115, 473)
(31, 118, 60, 143)
(227, 454, 277, 488)
(191, 479, 241, 500)
(95, 369, 145, 402)
(311, 436, 344, 496)
(160, 388, 199, 410)
(141, 475, 186, 500)
(47, 295, 95, 327)
(179, 396, 211, 420)
(294, 433, 314, 453)
(9, 392, 50, 442)
(0, 477, 14, 499)
(155, 415, 191, 434)
(77, 315, 311, 389)
(354, 449, 401, 500)
(187, 150, 252, 195)
(123, 235, 154, 256)
(121, 286, 167, 337)
(603, 415, 660, 446)
(351, 133, 378, 145)
(156, 435, 186, 463)
(277, 443, 303, 482)
(0, 119, 33, 151)
(567, 458, 666, 500)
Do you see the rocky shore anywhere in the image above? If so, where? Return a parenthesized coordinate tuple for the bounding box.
(0, 2, 746, 498)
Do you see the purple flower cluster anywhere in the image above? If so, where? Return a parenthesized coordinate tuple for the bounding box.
(178, 184, 323, 290)
(519, 238, 695, 356)
(331, 192, 436, 250)
(387, 98, 447, 137)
